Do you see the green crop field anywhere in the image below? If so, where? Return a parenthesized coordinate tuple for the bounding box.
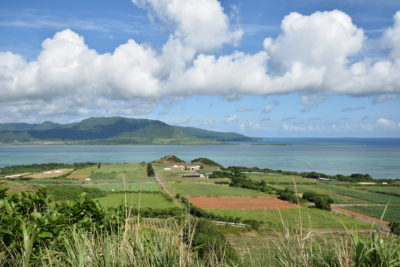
(247, 173, 318, 184)
(91, 172, 118, 180)
(168, 183, 270, 196)
(18, 177, 81, 185)
(319, 185, 400, 204)
(85, 183, 162, 192)
(70, 166, 97, 175)
(209, 208, 371, 230)
(356, 186, 400, 197)
(94, 163, 147, 176)
(96, 192, 176, 209)
(344, 205, 400, 223)
(280, 184, 371, 204)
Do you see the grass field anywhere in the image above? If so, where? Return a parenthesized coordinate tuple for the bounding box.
(209, 208, 371, 230)
(247, 173, 318, 184)
(344, 205, 400, 223)
(355, 186, 400, 197)
(168, 184, 271, 197)
(320, 185, 400, 204)
(96, 192, 176, 209)
(85, 183, 162, 192)
(68, 166, 97, 179)
(94, 163, 147, 177)
(280, 184, 372, 204)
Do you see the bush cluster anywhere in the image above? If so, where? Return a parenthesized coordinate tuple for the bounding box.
(188, 219, 239, 265)
(277, 188, 299, 204)
(302, 192, 334, 210)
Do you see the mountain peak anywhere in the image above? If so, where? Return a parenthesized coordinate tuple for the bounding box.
(0, 116, 255, 144)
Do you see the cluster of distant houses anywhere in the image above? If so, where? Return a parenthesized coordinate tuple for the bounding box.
(164, 164, 202, 171)
(163, 164, 209, 178)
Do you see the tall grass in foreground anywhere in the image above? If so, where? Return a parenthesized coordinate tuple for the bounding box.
(230, 178, 400, 266)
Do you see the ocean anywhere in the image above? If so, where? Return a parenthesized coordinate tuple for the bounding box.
(0, 138, 399, 179)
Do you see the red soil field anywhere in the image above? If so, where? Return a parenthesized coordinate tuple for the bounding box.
(187, 196, 303, 210)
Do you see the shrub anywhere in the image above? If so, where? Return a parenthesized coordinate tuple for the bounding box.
(277, 188, 299, 204)
(302, 191, 333, 210)
(146, 163, 155, 177)
(390, 222, 400, 235)
(189, 219, 239, 266)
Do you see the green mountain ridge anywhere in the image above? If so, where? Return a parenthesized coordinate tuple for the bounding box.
(0, 117, 256, 145)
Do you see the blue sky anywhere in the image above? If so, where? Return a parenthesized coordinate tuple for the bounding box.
(0, 0, 399, 137)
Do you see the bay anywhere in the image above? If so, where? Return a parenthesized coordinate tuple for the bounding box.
(0, 138, 399, 179)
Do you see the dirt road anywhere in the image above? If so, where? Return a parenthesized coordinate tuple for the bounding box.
(155, 170, 172, 197)
(331, 206, 390, 231)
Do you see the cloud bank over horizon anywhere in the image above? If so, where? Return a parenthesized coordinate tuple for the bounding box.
(0, 0, 399, 123)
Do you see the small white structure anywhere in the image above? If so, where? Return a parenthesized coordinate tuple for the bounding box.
(85, 178, 91, 181)
(5, 174, 22, 178)
(382, 182, 388, 185)
(43, 171, 52, 174)
(55, 170, 63, 173)
(318, 177, 332, 181)
(164, 167, 171, 171)
(182, 173, 207, 178)
(173, 165, 186, 171)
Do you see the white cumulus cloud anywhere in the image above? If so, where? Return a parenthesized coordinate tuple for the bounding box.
(0, 2, 399, 121)
(376, 118, 399, 129)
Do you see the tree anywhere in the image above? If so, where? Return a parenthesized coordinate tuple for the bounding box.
(147, 163, 155, 177)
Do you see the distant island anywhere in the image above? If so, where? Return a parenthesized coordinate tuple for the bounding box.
(0, 117, 258, 145)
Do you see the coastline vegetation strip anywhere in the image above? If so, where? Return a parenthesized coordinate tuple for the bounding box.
(343, 205, 400, 223)
(168, 184, 271, 197)
(208, 208, 371, 230)
(96, 192, 176, 209)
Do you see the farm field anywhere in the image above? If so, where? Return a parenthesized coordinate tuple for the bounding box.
(158, 170, 230, 184)
(168, 183, 270, 196)
(247, 173, 318, 184)
(85, 183, 162, 192)
(94, 163, 147, 176)
(96, 192, 176, 209)
(343, 204, 400, 223)
(209, 208, 371, 230)
(353, 186, 400, 196)
(25, 168, 74, 178)
(68, 166, 97, 179)
(280, 184, 372, 204)
(320, 185, 400, 204)
(187, 196, 302, 210)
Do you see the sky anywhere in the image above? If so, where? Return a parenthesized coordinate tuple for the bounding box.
(0, 0, 400, 137)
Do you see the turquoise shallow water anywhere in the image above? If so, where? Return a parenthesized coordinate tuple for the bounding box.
(0, 138, 399, 179)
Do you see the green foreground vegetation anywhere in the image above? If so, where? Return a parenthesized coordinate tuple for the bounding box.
(1, 156, 399, 266)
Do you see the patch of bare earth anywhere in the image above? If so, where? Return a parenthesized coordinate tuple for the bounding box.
(187, 196, 303, 210)
(25, 169, 74, 179)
